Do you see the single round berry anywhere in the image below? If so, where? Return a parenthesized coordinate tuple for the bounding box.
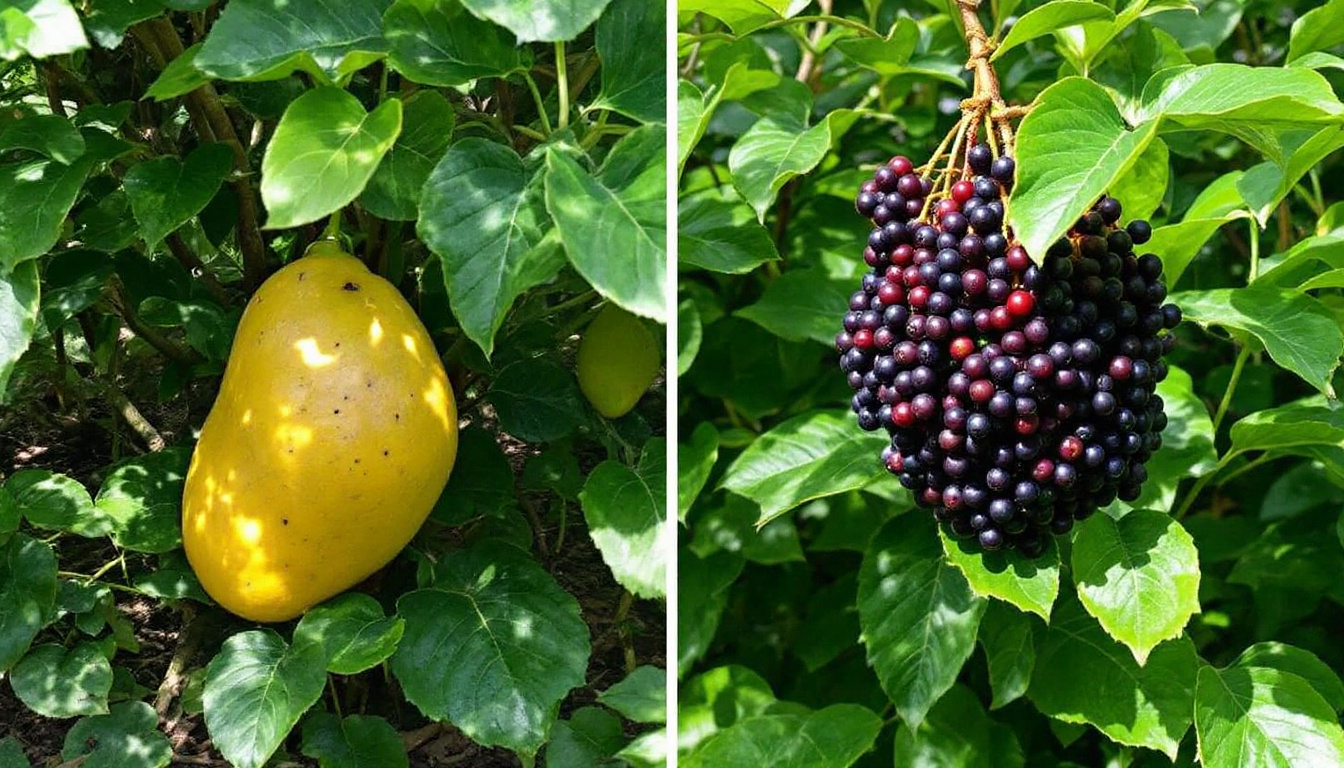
(1006, 290, 1035, 317)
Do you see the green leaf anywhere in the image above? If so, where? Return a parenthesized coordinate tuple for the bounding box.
(294, 593, 405, 675)
(858, 514, 987, 727)
(678, 191, 779, 274)
(991, 0, 1115, 60)
(487, 356, 585, 442)
(677, 0, 810, 36)
(545, 707, 627, 768)
(834, 18, 919, 75)
(736, 269, 856, 346)
(391, 541, 590, 754)
(0, 154, 94, 271)
(1028, 595, 1198, 758)
(123, 143, 234, 249)
(1287, 0, 1344, 63)
(93, 448, 189, 553)
(260, 87, 402, 229)
(1072, 510, 1200, 664)
(39, 249, 113, 331)
(81, 0, 167, 49)
(1106, 136, 1168, 223)
(580, 437, 667, 599)
(75, 189, 139, 253)
(6, 468, 110, 536)
(678, 549, 743, 672)
(195, 0, 390, 83)
(10, 642, 113, 718)
(0, 0, 89, 60)
(300, 712, 409, 768)
(203, 630, 328, 768)
(691, 493, 804, 564)
(894, 684, 1024, 768)
(359, 91, 453, 221)
(383, 0, 524, 86)
(678, 422, 718, 523)
(0, 112, 85, 163)
(728, 109, 858, 222)
(432, 427, 515, 524)
(679, 665, 777, 753)
(1138, 63, 1344, 131)
(0, 261, 40, 397)
(940, 529, 1060, 621)
(458, 0, 613, 43)
(684, 703, 882, 768)
(978, 602, 1038, 710)
(1195, 665, 1344, 768)
(719, 411, 887, 527)
(144, 42, 210, 100)
(60, 702, 172, 768)
(617, 730, 667, 768)
(546, 125, 667, 322)
(1173, 287, 1344, 396)
(792, 574, 860, 672)
(0, 535, 57, 672)
(1233, 642, 1344, 711)
(0, 737, 31, 768)
(600, 665, 666, 723)
(418, 138, 557, 357)
(677, 297, 702, 377)
(592, 0, 665, 123)
(676, 78, 721, 178)
(1147, 215, 1241, 288)
(1009, 77, 1158, 262)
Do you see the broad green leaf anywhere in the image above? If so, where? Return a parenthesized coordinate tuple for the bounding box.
(195, 0, 390, 83)
(0, 737, 29, 768)
(1233, 642, 1344, 711)
(0, 261, 39, 397)
(678, 423, 719, 522)
(144, 42, 209, 100)
(360, 91, 454, 220)
(300, 712, 409, 768)
(203, 630, 328, 768)
(487, 356, 585, 442)
(1259, 234, 1344, 287)
(93, 448, 189, 553)
(600, 665, 666, 723)
(978, 602, 1038, 710)
(124, 143, 234, 249)
(683, 704, 882, 768)
(858, 515, 987, 727)
(592, 0, 665, 123)
(418, 138, 557, 357)
(834, 18, 919, 75)
(991, 0, 1115, 60)
(690, 493, 804, 565)
(391, 541, 590, 754)
(1287, 0, 1344, 63)
(260, 87, 402, 229)
(0, 112, 84, 163)
(0, 535, 58, 672)
(728, 109, 858, 222)
(580, 438, 668, 599)
(894, 684, 1024, 768)
(677, 297, 702, 377)
(61, 702, 172, 768)
(678, 190, 779, 274)
(1107, 136, 1168, 223)
(1028, 595, 1198, 758)
(6, 468, 109, 536)
(1138, 64, 1344, 131)
(432, 427, 516, 525)
(0, 154, 94, 271)
(792, 574, 860, 672)
(546, 125, 667, 322)
(1195, 665, 1344, 768)
(1072, 510, 1201, 664)
(1237, 127, 1344, 225)
(1173, 287, 1343, 395)
(40, 249, 114, 330)
(545, 707, 626, 768)
(81, 0, 167, 49)
(10, 642, 112, 718)
(617, 730, 667, 768)
(521, 447, 583, 500)
(677, 0, 811, 36)
(75, 189, 139, 253)
(1010, 77, 1158, 261)
(1146, 216, 1239, 288)
(0, 488, 17, 544)
(294, 593, 405, 675)
(383, 0, 524, 86)
(458, 0, 613, 42)
(940, 529, 1060, 620)
(735, 269, 856, 346)
(679, 665, 776, 753)
(0, 0, 88, 60)
(678, 549, 743, 672)
(719, 411, 888, 526)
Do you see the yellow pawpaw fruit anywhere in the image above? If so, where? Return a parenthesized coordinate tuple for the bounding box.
(576, 304, 660, 419)
(182, 240, 458, 622)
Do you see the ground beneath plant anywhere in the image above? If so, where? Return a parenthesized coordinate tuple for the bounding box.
(1, 373, 666, 767)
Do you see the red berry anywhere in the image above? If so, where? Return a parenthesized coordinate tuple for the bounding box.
(1059, 436, 1084, 461)
(853, 329, 874, 349)
(1006, 246, 1031, 271)
(908, 286, 930, 309)
(1016, 414, 1039, 435)
(950, 336, 975, 360)
(1007, 290, 1035, 317)
(878, 282, 904, 305)
(893, 402, 915, 427)
(886, 451, 904, 472)
(989, 305, 1013, 330)
(889, 156, 913, 176)
(892, 244, 914, 266)
(969, 379, 995, 403)
(951, 180, 975, 203)
(1033, 459, 1055, 482)
(935, 198, 959, 217)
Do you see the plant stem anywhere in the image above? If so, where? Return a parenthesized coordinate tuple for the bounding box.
(1247, 217, 1261, 281)
(523, 73, 553, 135)
(328, 675, 343, 718)
(1173, 452, 1236, 520)
(1211, 345, 1250, 434)
(555, 42, 570, 130)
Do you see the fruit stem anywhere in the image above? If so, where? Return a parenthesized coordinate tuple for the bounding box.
(555, 42, 570, 131)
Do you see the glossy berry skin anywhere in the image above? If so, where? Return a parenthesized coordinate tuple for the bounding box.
(843, 148, 1178, 557)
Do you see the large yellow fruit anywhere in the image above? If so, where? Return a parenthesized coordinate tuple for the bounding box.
(576, 304, 660, 419)
(182, 240, 458, 622)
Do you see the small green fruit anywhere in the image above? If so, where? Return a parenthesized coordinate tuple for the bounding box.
(576, 304, 660, 418)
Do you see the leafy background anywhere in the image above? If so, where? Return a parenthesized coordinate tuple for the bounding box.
(678, 0, 1344, 766)
(0, 0, 667, 766)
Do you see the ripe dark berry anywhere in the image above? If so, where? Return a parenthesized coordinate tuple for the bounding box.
(1006, 290, 1034, 317)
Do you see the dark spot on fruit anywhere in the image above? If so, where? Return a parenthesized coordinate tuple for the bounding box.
(298, 272, 306, 281)
(383, 450, 389, 456)
(333, 409, 340, 414)
(343, 282, 359, 291)
(282, 518, 289, 525)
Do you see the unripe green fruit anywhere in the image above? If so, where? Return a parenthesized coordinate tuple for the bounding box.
(576, 304, 660, 418)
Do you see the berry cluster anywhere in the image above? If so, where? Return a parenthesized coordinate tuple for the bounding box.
(838, 143, 1180, 557)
